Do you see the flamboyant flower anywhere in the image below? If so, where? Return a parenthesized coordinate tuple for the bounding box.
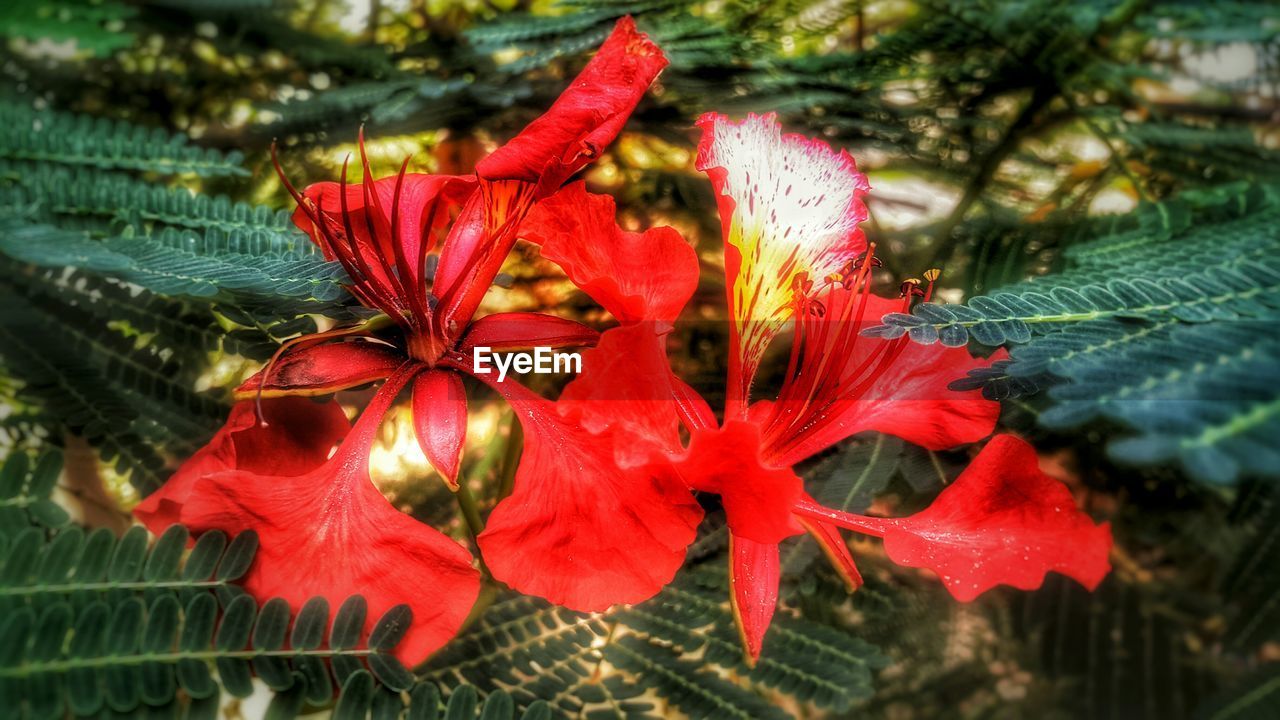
(561, 113, 1113, 662)
(135, 17, 696, 662)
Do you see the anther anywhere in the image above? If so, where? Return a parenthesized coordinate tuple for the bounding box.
(792, 271, 814, 295)
(899, 278, 925, 298)
(922, 268, 941, 301)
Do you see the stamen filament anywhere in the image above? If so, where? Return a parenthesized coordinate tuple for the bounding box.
(792, 498, 890, 537)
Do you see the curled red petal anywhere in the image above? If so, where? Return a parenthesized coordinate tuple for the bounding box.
(674, 421, 804, 545)
(476, 17, 668, 196)
(176, 367, 481, 665)
(234, 341, 405, 400)
(729, 533, 780, 664)
(475, 378, 702, 611)
(521, 182, 698, 325)
(412, 369, 467, 490)
(133, 397, 349, 534)
(436, 15, 667, 327)
(458, 312, 598, 353)
(817, 434, 1113, 601)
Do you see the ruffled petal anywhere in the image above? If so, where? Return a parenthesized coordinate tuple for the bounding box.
(134, 397, 349, 534)
(234, 341, 406, 400)
(475, 378, 702, 611)
(412, 369, 467, 490)
(521, 182, 698, 325)
(458, 312, 598, 353)
(557, 324, 688, 466)
(696, 112, 869, 411)
(674, 421, 804, 545)
(764, 292, 1003, 467)
(475, 17, 668, 196)
(176, 368, 481, 665)
(729, 533, 780, 664)
(800, 435, 1112, 601)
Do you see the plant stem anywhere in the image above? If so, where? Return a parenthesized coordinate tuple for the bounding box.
(496, 412, 523, 501)
(455, 480, 485, 539)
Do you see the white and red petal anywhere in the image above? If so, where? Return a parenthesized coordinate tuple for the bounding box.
(696, 112, 870, 409)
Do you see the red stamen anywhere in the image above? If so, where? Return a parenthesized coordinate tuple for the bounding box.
(338, 157, 407, 324)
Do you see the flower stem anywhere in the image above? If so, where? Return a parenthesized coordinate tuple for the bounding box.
(496, 412, 523, 501)
(455, 480, 485, 539)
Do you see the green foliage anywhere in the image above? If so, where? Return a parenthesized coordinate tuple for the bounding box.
(0, 520, 505, 720)
(0, 450, 69, 536)
(423, 554, 888, 718)
(0, 104, 352, 489)
(870, 184, 1280, 484)
(0, 100, 246, 177)
(0, 0, 135, 57)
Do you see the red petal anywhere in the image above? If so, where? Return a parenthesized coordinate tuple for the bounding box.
(729, 533, 780, 664)
(234, 341, 405, 400)
(458, 312, 598, 353)
(134, 397, 349, 534)
(557, 324, 688, 466)
(767, 292, 1003, 466)
(436, 15, 668, 327)
(803, 435, 1112, 601)
(476, 17, 667, 196)
(475, 378, 702, 611)
(178, 368, 481, 665)
(674, 422, 804, 545)
(412, 370, 467, 490)
(521, 182, 698, 325)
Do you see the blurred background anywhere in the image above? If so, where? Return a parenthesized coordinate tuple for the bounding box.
(0, 1, 1278, 719)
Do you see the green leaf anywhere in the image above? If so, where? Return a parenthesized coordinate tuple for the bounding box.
(291, 597, 328, 650)
(216, 531, 258, 582)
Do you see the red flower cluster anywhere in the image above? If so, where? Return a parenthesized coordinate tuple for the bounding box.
(135, 18, 1112, 667)
(552, 111, 1113, 661)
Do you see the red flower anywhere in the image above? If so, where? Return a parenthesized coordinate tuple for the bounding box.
(650, 113, 1109, 661)
(136, 17, 691, 661)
